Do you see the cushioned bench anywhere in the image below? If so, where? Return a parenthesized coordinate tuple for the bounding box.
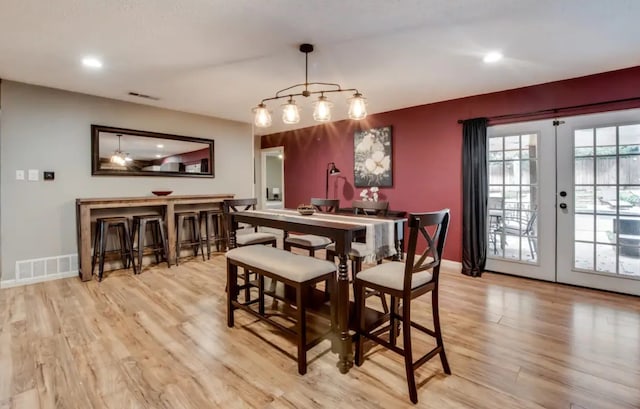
(226, 244, 336, 375)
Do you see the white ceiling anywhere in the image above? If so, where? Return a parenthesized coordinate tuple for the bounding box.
(98, 131, 208, 160)
(1, 0, 640, 134)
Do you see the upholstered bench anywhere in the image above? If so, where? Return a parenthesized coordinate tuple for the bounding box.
(226, 244, 336, 375)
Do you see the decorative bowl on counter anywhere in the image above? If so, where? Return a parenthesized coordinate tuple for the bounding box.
(297, 204, 315, 216)
(151, 190, 173, 196)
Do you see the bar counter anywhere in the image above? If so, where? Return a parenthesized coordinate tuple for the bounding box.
(75, 194, 234, 281)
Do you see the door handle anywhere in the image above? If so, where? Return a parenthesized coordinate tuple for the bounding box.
(559, 203, 567, 209)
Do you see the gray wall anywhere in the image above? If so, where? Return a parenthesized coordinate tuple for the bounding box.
(0, 81, 253, 280)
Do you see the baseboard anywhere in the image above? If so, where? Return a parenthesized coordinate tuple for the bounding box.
(1, 270, 78, 289)
(398, 253, 461, 271)
(442, 259, 462, 270)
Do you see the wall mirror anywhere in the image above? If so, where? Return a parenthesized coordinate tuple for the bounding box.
(91, 125, 214, 177)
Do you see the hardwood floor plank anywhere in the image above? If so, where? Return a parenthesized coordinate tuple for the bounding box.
(0, 256, 638, 408)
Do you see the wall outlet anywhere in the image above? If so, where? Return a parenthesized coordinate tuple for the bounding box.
(16, 170, 25, 180)
(28, 169, 39, 181)
(44, 171, 55, 181)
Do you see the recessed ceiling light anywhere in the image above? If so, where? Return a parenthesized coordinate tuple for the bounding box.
(483, 52, 503, 64)
(155, 154, 162, 158)
(157, 144, 164, 148)
(82, 56, 103, 68)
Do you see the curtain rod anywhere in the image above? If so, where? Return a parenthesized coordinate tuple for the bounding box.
(457, 96, 640, 124)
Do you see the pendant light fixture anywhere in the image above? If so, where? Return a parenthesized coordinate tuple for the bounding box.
(253, 44, 367, 128)
(109, 134, 132, 166)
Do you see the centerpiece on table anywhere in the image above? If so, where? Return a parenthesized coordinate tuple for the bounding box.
(296, 204, 315, 216)
(359, 186, 380, 202)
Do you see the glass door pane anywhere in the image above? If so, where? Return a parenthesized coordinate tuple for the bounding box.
(572, 124, 640, 278)
(557, 108, 640, 295)
(488, 133, 538, 262)
(486, 120, 555, 282)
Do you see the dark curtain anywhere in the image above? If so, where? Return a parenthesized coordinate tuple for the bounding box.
(461, 118, 488, 277)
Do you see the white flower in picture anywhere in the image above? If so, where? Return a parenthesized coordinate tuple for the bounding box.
(355, 133, 374, 152)
(364, 150, 391, 175)
(354, 126, 392, 187)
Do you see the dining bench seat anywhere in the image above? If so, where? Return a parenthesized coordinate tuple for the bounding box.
(226, 244, 336, 375)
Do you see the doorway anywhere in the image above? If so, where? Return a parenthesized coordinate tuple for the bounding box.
(260, 147, 284, 209)
(485, 109, 640, 296)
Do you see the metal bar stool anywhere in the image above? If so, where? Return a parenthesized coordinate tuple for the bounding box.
(200, 209, 226, 259)
(176, 211, 205, 265)
(131, 214, 170, 272)
(91, 216, 136, 281)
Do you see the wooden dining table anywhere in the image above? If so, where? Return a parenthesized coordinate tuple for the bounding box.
(228, 208, 406, 373)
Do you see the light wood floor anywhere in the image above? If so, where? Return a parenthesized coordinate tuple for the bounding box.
(1, 254, 639, 409)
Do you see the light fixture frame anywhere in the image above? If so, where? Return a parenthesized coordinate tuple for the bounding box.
(254, 44, 366, 127)
(110, 134, 130, 166)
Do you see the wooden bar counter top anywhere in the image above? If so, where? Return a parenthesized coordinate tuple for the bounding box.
(76, 194, 234, 281)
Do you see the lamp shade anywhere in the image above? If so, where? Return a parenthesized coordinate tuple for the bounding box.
(282, 99, 300, 124)
(253, 103, 272, 128)
(313, 96, 333, 122)
(348, 93, 367, 120)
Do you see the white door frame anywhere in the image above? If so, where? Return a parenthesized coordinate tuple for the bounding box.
(486, 110, 640, 296)
(556, 108, 640, 295)
(260, 146, 284, 209)
(485, 120, 556, 281)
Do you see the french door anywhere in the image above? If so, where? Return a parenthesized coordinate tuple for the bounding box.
(486, 109, 640, 296)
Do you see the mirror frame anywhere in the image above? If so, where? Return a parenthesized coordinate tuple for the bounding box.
(91, 125, 215, 178)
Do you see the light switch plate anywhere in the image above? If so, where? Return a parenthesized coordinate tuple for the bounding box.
(16, 170, 25, 180)
(28, 169, 39, 181)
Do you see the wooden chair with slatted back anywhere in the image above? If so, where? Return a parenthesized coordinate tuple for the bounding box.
(352, 199, 389, 217)
(284, 198, 340, 256)
(325, 199, 391, 311)
(354, 209, 451, 404)
(223, 198, 278, 248)
(223, 198, 278, 303)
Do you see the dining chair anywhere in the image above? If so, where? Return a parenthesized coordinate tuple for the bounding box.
(352, 199, 389, 216)
(354, 209, 451, 404)
(493, 206, 537, 258)
(284, 198, 339, 256)
(325, 199, 390, 311)
(223, 198, 278, 248)
(223, 198, 278, 302)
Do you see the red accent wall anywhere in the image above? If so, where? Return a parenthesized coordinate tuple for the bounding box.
(261, 66, 640, 262)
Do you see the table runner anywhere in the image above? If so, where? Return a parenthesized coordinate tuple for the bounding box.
(248, 209, 397, 262)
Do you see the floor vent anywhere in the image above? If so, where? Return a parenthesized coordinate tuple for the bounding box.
(2, 254, 78, 288)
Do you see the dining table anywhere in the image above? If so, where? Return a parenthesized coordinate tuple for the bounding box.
(227, 208, 407, 373)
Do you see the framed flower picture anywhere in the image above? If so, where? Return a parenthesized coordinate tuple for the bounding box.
(354, 125, 392, 187)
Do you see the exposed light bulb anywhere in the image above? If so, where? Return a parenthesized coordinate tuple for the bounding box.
(348, 93, 367, 120)
(313, 96, 332, 122)
(253, 103, 272, 128)
(110, 153, 126, 166)
(282, 99, 300, 124)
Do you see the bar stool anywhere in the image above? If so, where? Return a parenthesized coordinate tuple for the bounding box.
(176, 211, 205, 265)
(91, 216, 136, 281)
(131, 214, 170, 272)
(199, 208, 226, 259)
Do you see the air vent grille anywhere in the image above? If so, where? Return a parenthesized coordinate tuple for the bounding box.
(128, 91, 160, 101)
